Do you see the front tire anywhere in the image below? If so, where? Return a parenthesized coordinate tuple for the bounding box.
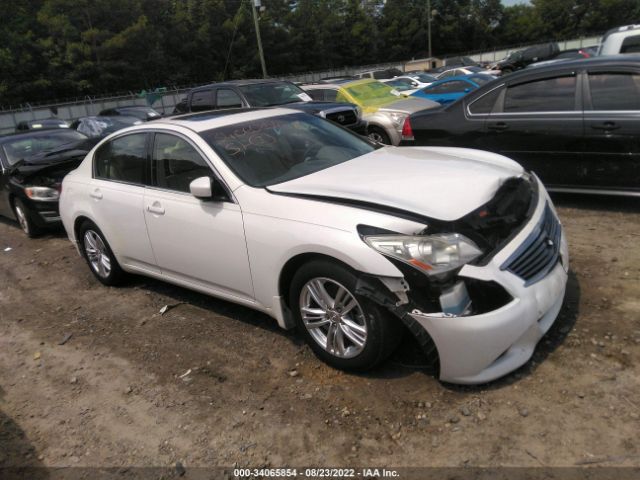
(290, 260, 402, 371)
(78, 221, 124, 286)
(367, 126, 392, 145)
(13, 198, 42, 238)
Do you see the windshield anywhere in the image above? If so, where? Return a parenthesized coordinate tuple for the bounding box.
(238, 82, 310, 107)
(344, 81, 400, 107)
(1, 130, 88, 166)
(200, 113, 375, 187)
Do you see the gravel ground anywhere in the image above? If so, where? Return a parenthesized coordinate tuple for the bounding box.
(0, 194, 639, 472)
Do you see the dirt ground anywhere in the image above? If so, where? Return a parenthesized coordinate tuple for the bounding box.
(0, 193, 639, 473)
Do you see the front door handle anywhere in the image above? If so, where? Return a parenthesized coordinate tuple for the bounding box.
(591, 121, 620, 131)
(90, 188, 103, 200)
(488, 122, 509, 131)
(147, 202, 165, 215)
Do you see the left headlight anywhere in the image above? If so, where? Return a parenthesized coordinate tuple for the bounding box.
(364, 233, 482, 276)
(389, 111, 408, 129)
(24, 186, 60, 202)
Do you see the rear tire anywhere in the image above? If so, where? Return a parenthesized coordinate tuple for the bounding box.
(290, 260, 402, 371)
(78, 221, 125, 286)
(13, 198, 42, 238)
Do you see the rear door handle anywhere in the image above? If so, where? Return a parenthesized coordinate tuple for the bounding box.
(90, 188, 103, 200)
(146, 202, 165, 215)
(488, 122, 509, 131)
(591, 121, 620, 131)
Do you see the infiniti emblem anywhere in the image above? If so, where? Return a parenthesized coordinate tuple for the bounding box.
(546, 238, 554, 247)
(337, 115, 345, 123)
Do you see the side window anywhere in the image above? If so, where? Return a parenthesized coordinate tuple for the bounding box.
(620, 35, 640, 54)
(307, 90, 325, 101)
(94, 133, 147, 184)
(504, 76, 576, 112)
(427, 80, 468, 94)
(216, 89, 243, 109)
(152, 133, 211, 193)
(468, 87, 502, 114)
(588, 72, 640, 110)
(191, 90, 214, 112)
(322, 89, 338, 101)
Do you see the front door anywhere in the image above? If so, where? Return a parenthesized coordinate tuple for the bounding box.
(143, 132, 254, 301)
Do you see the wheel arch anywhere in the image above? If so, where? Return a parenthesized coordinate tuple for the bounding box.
(278, 252, 359, 312)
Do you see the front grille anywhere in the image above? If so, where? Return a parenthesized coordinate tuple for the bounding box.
(500, 203, 562, 286)
(326, 109, 357, 126)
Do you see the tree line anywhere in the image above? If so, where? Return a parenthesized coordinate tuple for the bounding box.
(1, 0, 638, 107)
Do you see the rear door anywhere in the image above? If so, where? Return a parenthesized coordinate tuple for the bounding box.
(581, 68, 640, 192)
(482, 72, 583, 187)
(90, 132, 159, 273)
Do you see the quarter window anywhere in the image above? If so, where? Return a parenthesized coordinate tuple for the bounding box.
(94, 133, 147, 184)
(216, 89, 243, 109)
(468, 87, 502, 114)
(504, 76, 576, 112)
(191, 90, 214, 111)
(152, 133, 211, 193)
(588, 72, 640, 110)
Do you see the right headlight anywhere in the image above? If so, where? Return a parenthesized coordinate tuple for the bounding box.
(364, 233, 482, 276)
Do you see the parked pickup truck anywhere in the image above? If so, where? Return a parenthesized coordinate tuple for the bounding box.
(175, 79, 366, 134)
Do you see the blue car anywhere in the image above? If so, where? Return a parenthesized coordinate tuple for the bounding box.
(411, 74, 496, 105)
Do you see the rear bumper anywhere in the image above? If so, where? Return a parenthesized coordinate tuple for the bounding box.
(409, 182, 569, 384)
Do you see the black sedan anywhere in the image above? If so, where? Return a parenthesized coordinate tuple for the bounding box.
(0, 129, 92, 236)
(403, 56, 640, 197)
(98, 105, 162, 121)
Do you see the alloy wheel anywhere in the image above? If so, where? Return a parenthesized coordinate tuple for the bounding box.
(83, 230, 112, 279)
(299, 277, 368, 359)
(14, 204, 29, 235)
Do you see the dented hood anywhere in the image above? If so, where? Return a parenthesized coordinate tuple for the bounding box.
(268, 146, 524, 221)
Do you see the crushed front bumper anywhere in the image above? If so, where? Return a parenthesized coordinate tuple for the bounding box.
(409, 183, 568, 384)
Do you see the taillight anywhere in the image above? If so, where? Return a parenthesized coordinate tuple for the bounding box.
(401, 117, 414, 141)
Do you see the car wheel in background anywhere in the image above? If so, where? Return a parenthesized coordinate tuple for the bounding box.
(290, 259, 402, 371)
(367, 127, 392, 145)
(79, 221, 124, 286)
(13, 198, 42, 238)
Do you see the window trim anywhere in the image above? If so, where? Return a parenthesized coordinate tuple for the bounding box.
(148, 130, 236, 202)
(92, 131, 151, 187)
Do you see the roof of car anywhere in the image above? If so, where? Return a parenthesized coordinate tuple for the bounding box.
(0, 127, 86, 143)
(140, 107, 301, 133)
(500, 54, 640, 82)
(191, 79, 292, 91)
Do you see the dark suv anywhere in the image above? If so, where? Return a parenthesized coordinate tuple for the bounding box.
(492, 43, 560, 74)
(177, 80, 366, 134)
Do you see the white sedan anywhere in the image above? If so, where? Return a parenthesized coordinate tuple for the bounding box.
(59, 108, 568, 384)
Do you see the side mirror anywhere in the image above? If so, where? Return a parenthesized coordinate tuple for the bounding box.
(189, 176, 228, 201)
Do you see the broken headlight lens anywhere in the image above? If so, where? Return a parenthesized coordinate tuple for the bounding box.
(24, 186, 60, 202)
(364, 233, 482, 276)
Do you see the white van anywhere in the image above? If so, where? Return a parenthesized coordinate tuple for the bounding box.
(599, 24, 640, 55)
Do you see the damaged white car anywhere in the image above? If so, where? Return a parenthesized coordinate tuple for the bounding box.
(59, 108, 568, 385)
